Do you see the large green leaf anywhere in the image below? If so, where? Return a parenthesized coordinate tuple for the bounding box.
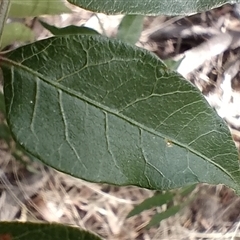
(0, 222, 102, 240)
(9, 0, 71, 18)
(1, 35, 240, 192)
(68, 0, 240, 15)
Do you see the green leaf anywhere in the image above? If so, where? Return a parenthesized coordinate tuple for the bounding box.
(40, 20, 100, 36)
(0, 90, 6, 115)
(9, 0, 71, 18)
(1, 35, 240, 192)
(147, 205, 181, 228)
(1, 22, 35, 49)
(179, 183, 197, 197)
(0, 91, 11, 144)
(68, 0, 240, 15)
(0, 121, 11, 144)
(128, 192, 174, 218)
(117, 15, 144, 45)
(163, 59, 183, 71)
(0, 0, 10, 46)
(0, 91, 38, 164)
(0, 222, 102, 240)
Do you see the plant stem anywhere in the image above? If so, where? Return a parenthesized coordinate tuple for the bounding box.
(0, 0, 10, 47)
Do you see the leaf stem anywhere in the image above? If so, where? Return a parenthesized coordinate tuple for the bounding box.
(0, 0, 10, 47)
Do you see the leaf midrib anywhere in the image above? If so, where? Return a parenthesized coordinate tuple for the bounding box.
(1, 56, 235, 181)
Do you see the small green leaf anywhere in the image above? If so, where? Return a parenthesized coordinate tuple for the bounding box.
(9, 0, 71, 18)
(1, 22, 35, 49)
(68, 0, 240, 15)
(180, 183, 197, 197)
(147, 205, 181, 228)
(0, 0, 11, 46)
(117, 15, 144, 44)
(128, 192, 174, 218)
(0, 222, 102, 240)
(0, 90, 6, 115)
(1, 35, 240, 192)
(163, 59, 183, 71)
(0, 91, 12, 144)
(40, 20, 100, 36)
(0, 124, 11, 144)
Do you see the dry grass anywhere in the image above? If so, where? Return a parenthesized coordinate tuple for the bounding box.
(2, 151, 240, 239)
(0, 150, 161, 239)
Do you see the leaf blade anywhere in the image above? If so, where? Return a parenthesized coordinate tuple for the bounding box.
(1, 22, 35, 49)
(39, 21, 99, 36)
(0, 222, 102, 240)
(1, 35, 240, 191)
(128, 192, 174, 218)
(117, 15, 144, 44)
(9, 0, 71, 18)
(0, 0, 10, 46)
(147, 205, 181, 228)
(68, 0, 240, 15)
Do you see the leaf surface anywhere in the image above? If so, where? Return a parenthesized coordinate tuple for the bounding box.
(1, 23, 34, 49)
(128, 192, 174, 218)
(68, 0, 240, 15)
(40, 21, 99, 36)
(147, 205, 181, 228)
(9, 0, 71, 18)
(0, 222, 102, 240)
(117, 15, 144, 44)
(1, 35, 240, 191)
